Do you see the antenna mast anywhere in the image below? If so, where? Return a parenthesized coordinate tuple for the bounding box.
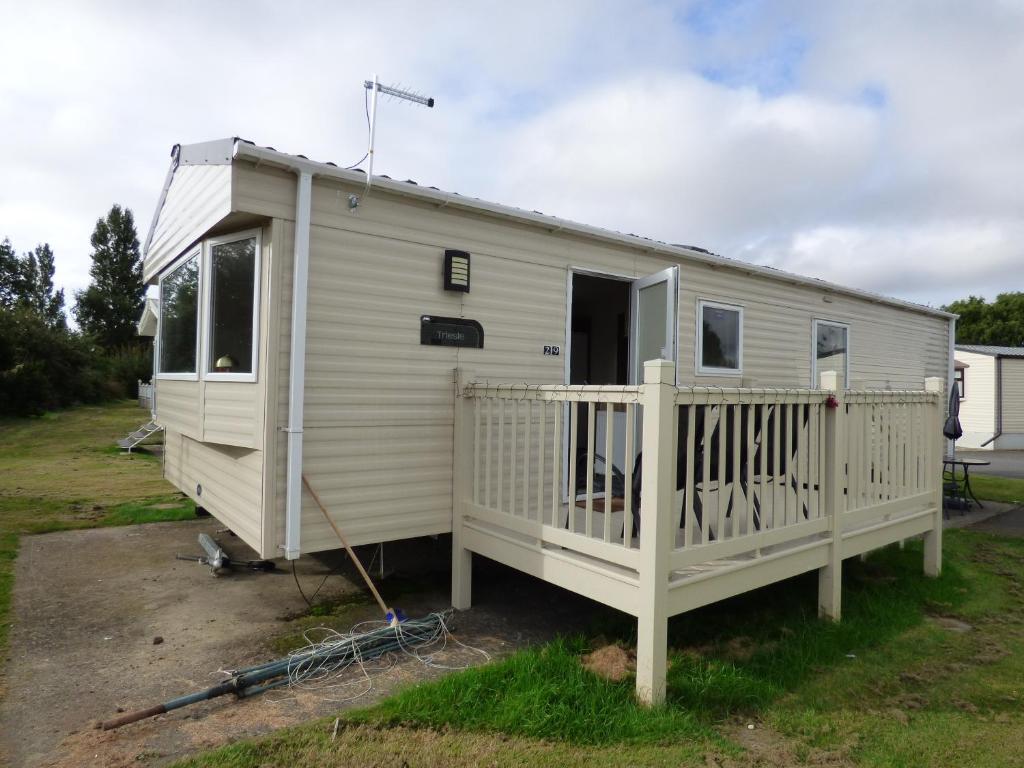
(354, 74, 435, 206)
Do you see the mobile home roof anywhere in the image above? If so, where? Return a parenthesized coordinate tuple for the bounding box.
(147, 137, 956, 322)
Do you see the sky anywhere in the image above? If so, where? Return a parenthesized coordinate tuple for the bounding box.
(1, 0, 1022, 313)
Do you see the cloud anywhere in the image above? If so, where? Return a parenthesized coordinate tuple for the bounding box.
(0, 0, 1021, 313)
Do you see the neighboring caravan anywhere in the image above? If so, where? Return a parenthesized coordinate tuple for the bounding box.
(144, 137, 954, 561)
(953, 345, 1024, 449)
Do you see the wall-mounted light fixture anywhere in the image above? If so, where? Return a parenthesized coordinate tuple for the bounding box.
(444, 250, 470, 292)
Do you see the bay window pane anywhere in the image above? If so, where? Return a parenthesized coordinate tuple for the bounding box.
(209, 238, 256, 375)
(158, 254, 199, 373)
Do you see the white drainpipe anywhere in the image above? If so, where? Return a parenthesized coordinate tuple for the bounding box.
(284, 170, 313, 559)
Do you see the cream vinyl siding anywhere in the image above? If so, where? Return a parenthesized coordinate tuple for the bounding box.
(955, 351, 996, 449)
(239, 161, 949, 555)
(164, 430, 265, 555)
(154, 379, 201, 439)
(999, 358, 1024, 432)
(144, 164, 232, 283)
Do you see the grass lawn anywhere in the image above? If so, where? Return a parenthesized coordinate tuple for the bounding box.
(178, 531, 1024, 766)
(0, 400, 194, 665)
(965, 473, 1024, 504)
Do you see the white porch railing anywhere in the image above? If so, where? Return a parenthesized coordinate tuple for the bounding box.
(451, 361, 944, 704)
(138, 380, 154, 410)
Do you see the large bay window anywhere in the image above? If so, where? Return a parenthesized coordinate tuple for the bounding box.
(155, 230, 260, 382)
(205, 232, 259, 380)
(158, 251, 200, 377)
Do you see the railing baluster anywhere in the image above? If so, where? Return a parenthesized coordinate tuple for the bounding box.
(523, 399, 532, 519)
(604, 403, 614, 543)
(760, 403, 769, 529)
(473, 396, 481, 506)
(744, 403, 755, 535)
(683, 405, 696, 547)
(624, 402, 635, 548)
(796, 402, 806, 521)
(552, 402, 563, 526)
(702, 405, 712, 545)
(731, 403, 741, 538)
(537, 400, 546, 522)
(585, 402, 596, 539)
(484, 397, 493, 508)
(497, 398, 506, 513)
(509, 398, 518, 516)
(784, 402, 793, 526)
(717, 404, 727, 542)
(567, 402, 578, 532)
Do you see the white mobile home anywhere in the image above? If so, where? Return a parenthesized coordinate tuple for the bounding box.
(146, 137, 953, 702)
(953, 345, 1024, 449)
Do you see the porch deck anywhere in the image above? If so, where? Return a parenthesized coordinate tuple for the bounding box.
(451, 361, 944, 703)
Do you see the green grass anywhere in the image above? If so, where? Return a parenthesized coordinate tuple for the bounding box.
(178, 530, 1024, 767)
(0, 401, 193, 664)
(966, 472, 1024, 504)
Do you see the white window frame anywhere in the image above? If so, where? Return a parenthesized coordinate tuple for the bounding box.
(155, 248, 201, 381)
(202, 229, 261, 383)
(696, 299, 744, 376)
(955, 367, 966, 400)
(811, 318, 850, 389)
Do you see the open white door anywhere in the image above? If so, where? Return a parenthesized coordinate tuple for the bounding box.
(630, 266, 678, 384)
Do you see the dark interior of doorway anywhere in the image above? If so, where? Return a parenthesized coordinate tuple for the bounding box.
(569, 274, 630, 386)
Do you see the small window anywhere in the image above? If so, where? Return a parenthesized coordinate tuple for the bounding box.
(157, 252, 200, 376)
(697, 300, 743, 375)
(955, 367, 965, 399)
(206, 233, 259, 380)
(813, 320, 848, 389)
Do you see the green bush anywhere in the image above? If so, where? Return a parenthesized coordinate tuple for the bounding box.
(0, 308, 149, 416)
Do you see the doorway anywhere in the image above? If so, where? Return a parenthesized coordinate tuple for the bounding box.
(564, 267, 679, 498)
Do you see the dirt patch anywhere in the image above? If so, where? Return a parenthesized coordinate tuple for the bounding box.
(717, 721, 854, 767)
(928, 616, 974, 633)
(582, 645, 635, 682)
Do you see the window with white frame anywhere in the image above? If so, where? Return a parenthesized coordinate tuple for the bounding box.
(206, 232, 259, 379)
(697, 300, 743, 374)
(157, 252, 200, 376)
(955, 366, 965, 399)
(813, 320, 848, 389)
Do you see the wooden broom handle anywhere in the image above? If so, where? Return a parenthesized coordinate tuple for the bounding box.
(301, 475, 391, 618)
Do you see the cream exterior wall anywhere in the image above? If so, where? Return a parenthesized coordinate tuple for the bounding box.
(230, 162, 951, 556)
(955, 351, 996, 449)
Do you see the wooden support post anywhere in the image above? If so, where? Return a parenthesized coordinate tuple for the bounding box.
(923, 376, 943, 577)
(451, 369, 474, 609)
(819, 371, 843, 621)
(636, 359, 676, 706)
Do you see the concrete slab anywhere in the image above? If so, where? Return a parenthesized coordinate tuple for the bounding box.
(0, 520, 593, 768)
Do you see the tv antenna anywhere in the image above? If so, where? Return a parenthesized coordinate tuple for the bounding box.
(351, 74, 435, 207)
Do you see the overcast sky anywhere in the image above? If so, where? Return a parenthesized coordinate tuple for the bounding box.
(1, 0, 1021, 312)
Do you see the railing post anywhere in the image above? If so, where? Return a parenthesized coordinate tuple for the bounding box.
(451, 368, 474, 609)
(819, 371, 843, 621)
(636, 359, 676, 706)
(923, 376, 943, 577)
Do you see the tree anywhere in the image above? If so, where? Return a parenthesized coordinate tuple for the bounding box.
(944, 293, 1024, 346)
(0, 238, 18, 309)
(20, 244, 65, 328)
(74, 205, 145, 348)
(0, 239, 65, 327)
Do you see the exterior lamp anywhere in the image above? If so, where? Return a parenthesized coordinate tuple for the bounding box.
(444, 250, 470, 292)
